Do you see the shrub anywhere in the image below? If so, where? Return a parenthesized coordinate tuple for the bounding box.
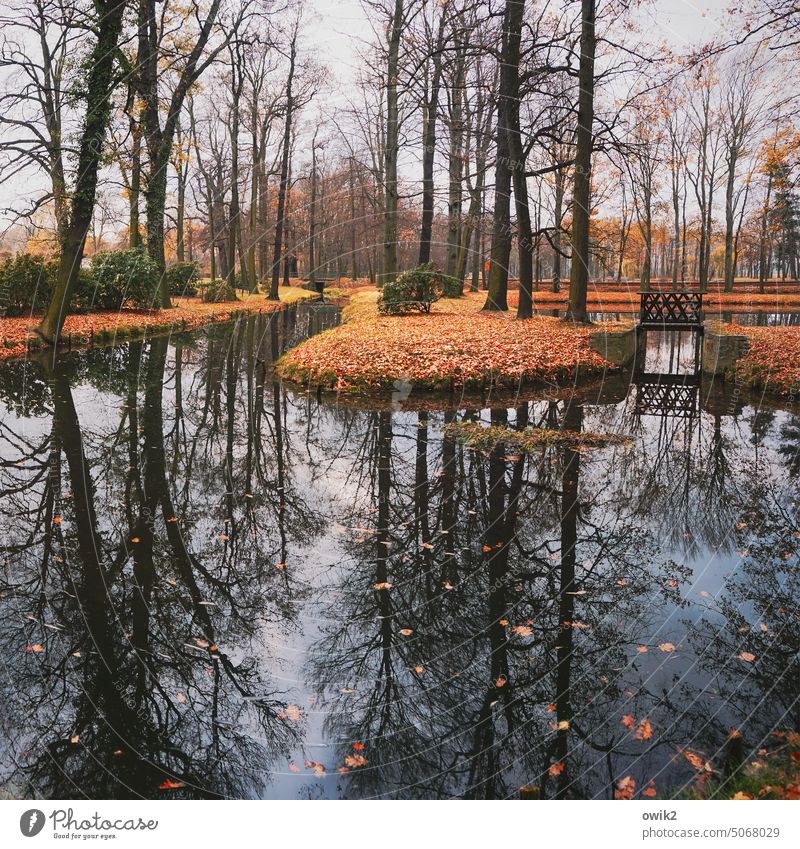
(440, 273, 464, 298)
(378, 262, 447, 315)
(89, 249, 160, 310)
(200, 279, 239, 303)
(0, 253, 52, 316)
(165, 261, 199, 297)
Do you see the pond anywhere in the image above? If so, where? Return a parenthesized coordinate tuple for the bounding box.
(0, 303, 798, 800)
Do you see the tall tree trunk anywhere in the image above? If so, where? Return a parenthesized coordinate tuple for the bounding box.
(566, 0, 596, 323)
(269, 32, 297, 300)
(418, 4, 447, 265)
(505, 1, 532, 319)
(382, 0, 404, 285)
(482, 4, 513, 312)
(38, 0, 129, 344)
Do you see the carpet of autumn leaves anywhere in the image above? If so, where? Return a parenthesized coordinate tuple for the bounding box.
(730, 323, 800, 398)
(276, 290, 618, 393)
(0, 287, 312, 361)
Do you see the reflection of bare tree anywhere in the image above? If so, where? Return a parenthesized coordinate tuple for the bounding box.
(308, 402, 687, 798)
(0, 318, 332, 798)
(680, 472, 800, 788)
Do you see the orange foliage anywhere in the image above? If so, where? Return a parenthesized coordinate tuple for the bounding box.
(0, 292, 297, 362)
(277, 291, 616, 393)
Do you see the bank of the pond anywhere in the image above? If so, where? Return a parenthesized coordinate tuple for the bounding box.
(730, 322, 800, 399)
(276, 290, 621, 393)
(517, 288, 800, 310)
(0, 286, 324, 361)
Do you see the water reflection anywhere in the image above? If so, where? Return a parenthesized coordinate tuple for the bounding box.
(0, 313, 797, 799)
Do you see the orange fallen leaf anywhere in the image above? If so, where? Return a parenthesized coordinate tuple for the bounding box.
(548, 762, 565, 776)
(621, 714, 636, 729)
(737, 651, 756, 663)
(615, 775, 636, 799)
(24, 644, 44, 653)
(658, 642, 675, 652)
(159, 779, 184, 790)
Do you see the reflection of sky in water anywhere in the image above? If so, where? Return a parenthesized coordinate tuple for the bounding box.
(0, 313, 797, 800)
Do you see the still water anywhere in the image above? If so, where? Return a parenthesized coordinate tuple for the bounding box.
(0, 304, 798, 799)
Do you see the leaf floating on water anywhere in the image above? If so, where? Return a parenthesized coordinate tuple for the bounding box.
(159, 780, 184, 790)
(288, 762, 300, 773)
(737, 651, 756, 663)
(622, 714, 636, 729)
(53, 516, 62, 525)
(548, 762, 565, 776)
(642, 780, 657, 798)
(415, 665, 424, 674)
(442, 581, 455, 590)
(557, 720, 569, 731)
(682, 750, 712, 773)
(730, 791, 753, 800)
(304, 760, 326, 776)
(614, 775, 636, 800)
(658, 642, 675, 653)
(633, 719, 653, 741)
(512, 625, 533, 637)
(495, 675, 507, 688)
(284, 705, 302, 722)
(70, 735, 79, 744)
(24, 644, 44, 653)
(499, 618, 509, 626)
(399, 628, 413, 636)
(352, 742, 365, 751)
(344, 754, 368, 768)
(176, 692, 187, 704)
(374, 581, 393, 590)
(636, 646, 649, 654)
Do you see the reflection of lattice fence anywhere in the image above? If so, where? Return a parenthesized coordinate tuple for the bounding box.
(634, 380, 699, 419)
(639, 292, 703, 328)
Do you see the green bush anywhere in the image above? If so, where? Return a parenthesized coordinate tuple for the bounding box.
(440, 273, 463, 298)
(0, 253, 52, 316)
(165, 261, 199, 297)
(89, 249, 160, 310)
(377, 262, 448, 315)
(200, 279, 238, 303)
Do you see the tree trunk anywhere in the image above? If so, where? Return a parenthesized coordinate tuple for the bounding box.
(482, 3, 513, 312)
(269, 33, 297, 300)
(418, 5, 447, 265)
(38, 0, 129, 344)
(566, 0, 596, 324)
(382, 0, 404, 285)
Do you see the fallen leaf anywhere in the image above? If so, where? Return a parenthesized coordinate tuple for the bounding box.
(658, 642, 675, 652)
(548, 762, 565, 776)
(737, 651, 756, 663)
(159, 780, 184, 790)
(615, 775, 636, 800)
(24, 644, 44, 653)
(622, 714, 636, 729)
